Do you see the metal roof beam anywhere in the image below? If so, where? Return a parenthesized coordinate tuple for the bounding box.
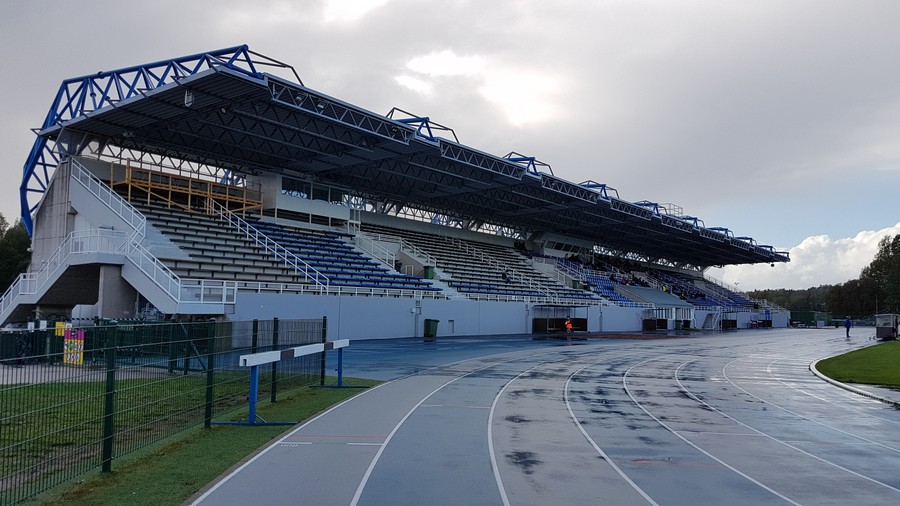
(269, 80, 414, 145)
(440, 142, 525, 180)
(540, 174, 599, 204)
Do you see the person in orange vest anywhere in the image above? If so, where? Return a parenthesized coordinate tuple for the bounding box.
(565, 317, 573, 334)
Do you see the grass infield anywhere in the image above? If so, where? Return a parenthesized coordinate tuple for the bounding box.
(816, 341, 900, 386)
(34, 378, 379, 506)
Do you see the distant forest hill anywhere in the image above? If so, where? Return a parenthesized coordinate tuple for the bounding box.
(750, 282, 880, 317)
(748, 233, 899, 317)
(748, 286, 832, 313)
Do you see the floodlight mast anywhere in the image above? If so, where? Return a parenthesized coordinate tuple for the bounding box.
(19, 44, 295, 236)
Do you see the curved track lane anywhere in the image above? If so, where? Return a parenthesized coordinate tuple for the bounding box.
(192, 329, 900, 505)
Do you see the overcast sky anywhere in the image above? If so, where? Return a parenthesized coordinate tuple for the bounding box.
(2, 0, 899, 290)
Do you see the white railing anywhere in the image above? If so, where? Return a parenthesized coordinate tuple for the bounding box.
(70, 158, 147, 240)
(702, 272, 744, 295)
(0, 227, 236, 320)
(121, 240, 184, 297)
(206, 200, 329, 289)
(353, 232, 396, 268)
(1, 163, 238, 320)
(0, 229, 127, 316)
(69, 159, 217, 306)
(748, 297, 789, 312)
(702, 312, 722, 330)
(549, 257, 587, 282)
(445, 236, 558, 298)
(180, 279, 237, 305)
(701, 273, 788, 311)
(361, 232, 437, 267)
(0, 273, 36, 316)
(235, 281, 450, 300)
(529, 255, 575, 284)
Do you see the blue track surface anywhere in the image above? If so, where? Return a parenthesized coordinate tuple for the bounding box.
(192, 329, 900, 505)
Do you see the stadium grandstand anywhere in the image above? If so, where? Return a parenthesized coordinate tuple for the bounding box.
(1, 45, 791, 339)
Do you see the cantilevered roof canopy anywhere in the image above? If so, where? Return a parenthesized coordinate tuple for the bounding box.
(22, 45, 789, 267)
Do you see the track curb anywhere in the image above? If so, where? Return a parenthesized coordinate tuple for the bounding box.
(809, 358, 900, 408)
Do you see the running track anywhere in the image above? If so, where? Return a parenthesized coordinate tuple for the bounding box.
(190, 329, 900, 505)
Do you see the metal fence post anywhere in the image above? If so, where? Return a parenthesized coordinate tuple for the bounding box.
(167, 323, 177, 374)
(320, 316, 327, 386)
(251, 319, 259, 354)
(270, 317, 278, 403)
(204, 325, 216, 428)
(101, 324, 117, 473)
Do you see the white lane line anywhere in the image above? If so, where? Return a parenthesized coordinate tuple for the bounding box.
(565, 361, 660, 506)
(347, 443, 383, 446)
(485, 348, 619, 505)
(487, 363, 548, 506)
(729, 358, 900, 453)
(763, 358, 900, 427)
(192, 349, 536, 505)
(624, 356, 802, 506)
(190, 380, 392, 505)
(350, 355, 532, 506)
(420, 403, 492, 409)
(685, 359, 900, 494)
(678, 431, 764, 437)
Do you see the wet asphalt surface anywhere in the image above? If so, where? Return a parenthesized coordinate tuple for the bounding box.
(191, 329, 900, 505)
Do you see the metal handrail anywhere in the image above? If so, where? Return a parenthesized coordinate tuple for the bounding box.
(445, 236, 560, 302)
(70, 158, 147, 241)
(702, 272, 745, 295)
(68, 159, 197, 304)
(353, 232, 396, 268)
(361, 231, 438, 267)
(2, 164, 238, 320)
(0, 229, 127, 316)
(235, 281, 450, 300)
(206, 200, 330, 289)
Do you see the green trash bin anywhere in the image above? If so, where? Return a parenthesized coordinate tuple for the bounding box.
(423, 266, 435, 279)
(424, 319, 439, 340)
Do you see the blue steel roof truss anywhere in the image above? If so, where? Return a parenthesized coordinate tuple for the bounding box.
(20, 45, 277, 234)
(22, 45, 790, 267)
(439, 143, 526, 180)
(269, 80, 414, 145)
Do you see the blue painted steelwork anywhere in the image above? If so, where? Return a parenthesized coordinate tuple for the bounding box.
(578, 180, 619, 199)
(680, 215, 703, 228)
(219, 169, 246, 187)
(633, 200, 661, 215)
(504, 151, 553, 176)
(708, 226, 734, 239)
(20, 45, 280, 235)
(397, 116, 436, 141)
(386, 108, 459, 143)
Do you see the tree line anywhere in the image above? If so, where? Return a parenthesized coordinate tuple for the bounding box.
(0, 214, 30, 293)
(749, 234, 900, 317)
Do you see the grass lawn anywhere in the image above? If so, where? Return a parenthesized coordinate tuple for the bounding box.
(816, 341, 900, 386)
(33, 378, 379, 505)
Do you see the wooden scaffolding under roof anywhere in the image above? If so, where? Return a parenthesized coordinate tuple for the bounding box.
(109, 161, 263, 216)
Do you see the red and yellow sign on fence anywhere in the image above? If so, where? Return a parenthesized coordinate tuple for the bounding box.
(64, 328, 85, 365)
